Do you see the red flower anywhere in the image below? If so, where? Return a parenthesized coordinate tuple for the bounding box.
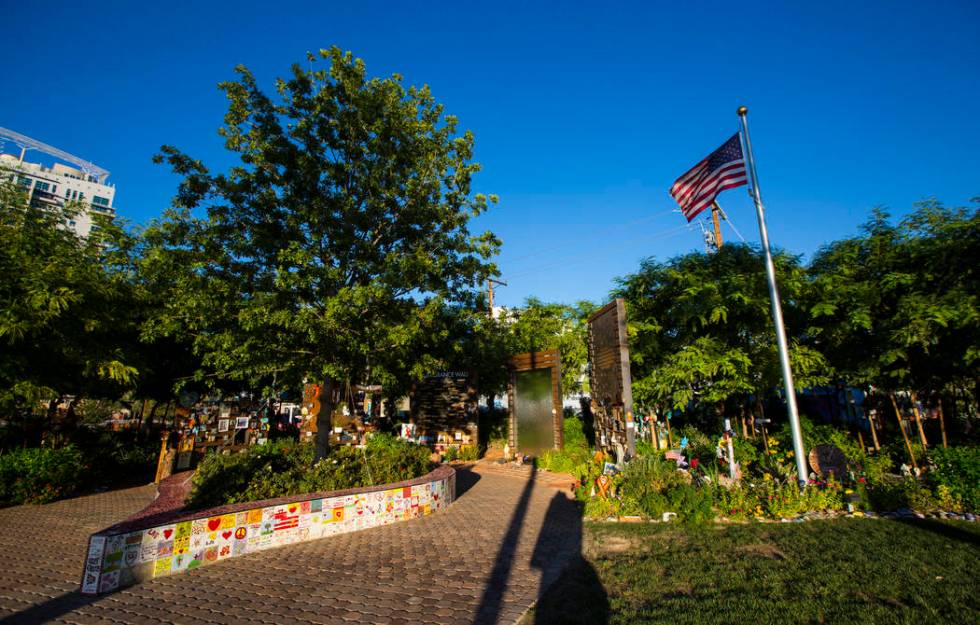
(691, 459, 699, 469)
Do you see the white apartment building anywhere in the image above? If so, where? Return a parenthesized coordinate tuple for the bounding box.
(0, 127, 117, 238)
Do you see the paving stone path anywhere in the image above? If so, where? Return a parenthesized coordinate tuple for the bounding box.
(0, 463, 582, 625)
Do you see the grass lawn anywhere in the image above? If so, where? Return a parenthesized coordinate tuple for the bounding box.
(524, 518, 980, 625)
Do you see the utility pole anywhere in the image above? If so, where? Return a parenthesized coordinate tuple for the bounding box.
(711, 201, 724, 248)
(487, 278, 507, 319)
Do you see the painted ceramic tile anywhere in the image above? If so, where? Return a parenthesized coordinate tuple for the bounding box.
(99, 570, 120, 593)
(175, 521, 192, 540)
(85, 473, 451, 595)
(153, 556, 173, 577)
(192, 518, 208, 535)
(156, 540, 173, 558)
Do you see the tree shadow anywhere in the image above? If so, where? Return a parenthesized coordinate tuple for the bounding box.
(0, 590, 100, 625)
(892, 518, 980, 546)
(578, 398, 597, 448)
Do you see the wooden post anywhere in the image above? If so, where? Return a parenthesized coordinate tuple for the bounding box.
(487, 278, 507, 318)
(857, 429, 866, 454)
(761, 423, 771, 466)
(889, 393, 918, 470)
(909, 391, 928, 449)
(665, 415, 674, 449)
(711, 202, 724, 248)
(938, 398, 949, 449)
(867, 410, 881, 451)
(154, 430, 172, 484)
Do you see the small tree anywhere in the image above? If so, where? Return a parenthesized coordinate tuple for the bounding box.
(0, 180, 140, 429)
(144, 48, 499, 458)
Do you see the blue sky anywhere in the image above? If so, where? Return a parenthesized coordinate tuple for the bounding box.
(2, 1, 978, 307)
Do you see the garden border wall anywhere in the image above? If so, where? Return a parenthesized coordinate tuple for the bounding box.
(80, 464, 456, 595)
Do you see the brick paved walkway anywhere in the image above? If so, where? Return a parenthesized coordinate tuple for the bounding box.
(0, 464, 582, 625)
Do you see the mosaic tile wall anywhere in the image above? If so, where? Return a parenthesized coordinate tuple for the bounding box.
(81, 469, 455, 595)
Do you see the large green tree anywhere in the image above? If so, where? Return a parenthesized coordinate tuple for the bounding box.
(807, 200, 979, 395)
(614, 244, 830, 424)
(143, 48, 500, 458)
(505, 297, 596, 395)
(0, 180, 141, 423)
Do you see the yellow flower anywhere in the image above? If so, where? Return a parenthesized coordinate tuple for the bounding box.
(845, 489, 854, 495)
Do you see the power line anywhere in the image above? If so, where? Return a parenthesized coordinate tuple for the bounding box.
(504, 222, 693, 281)
(496, 208, 677, 265)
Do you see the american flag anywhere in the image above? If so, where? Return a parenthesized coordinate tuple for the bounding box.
(669, 133, 748, 221)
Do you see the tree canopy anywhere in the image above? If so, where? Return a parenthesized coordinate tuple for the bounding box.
(614, 243, 830, 418)
(806, 200, 979, 392)
(0, 181, 140, 413)
(142, 48, 500, 455)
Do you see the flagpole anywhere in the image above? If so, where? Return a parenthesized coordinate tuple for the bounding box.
(737, 106, 809, 488)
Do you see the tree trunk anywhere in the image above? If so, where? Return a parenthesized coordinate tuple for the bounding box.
(146, 401, 160, 429)
(136, 398, 147, 430)
(315, 377, 336, 461)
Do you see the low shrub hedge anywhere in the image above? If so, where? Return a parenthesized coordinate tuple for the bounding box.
(544, 415, 978, 523)
(0, 445, 86, 505)
(188, 434, 434, 509)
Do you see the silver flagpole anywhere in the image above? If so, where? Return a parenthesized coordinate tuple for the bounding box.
(737, 106, 809, 488)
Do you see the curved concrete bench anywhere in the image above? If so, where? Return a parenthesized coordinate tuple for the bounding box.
(81, 464, 456, 594)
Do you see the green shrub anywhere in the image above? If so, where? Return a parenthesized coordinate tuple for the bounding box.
(615, 455, 714, 524)
(188, 435, 433, 509)
(926, 446, 980, 512)
(619, 455, 688, 501)
(757, 475, 845, 518)
(77, 428, 160, 485)
(458, 445, 480, 462)
(189, 438, 304, 508)
(714, 483, 763, 519)
(666, 484, 715, 524)
(539, 416, 594, 475)
(731, 437, 759, 472)
(0, 445, 86, 505)
(678, 425, 716, 465)
(634, 439, 658, 458)
(583, 496, 621, 519)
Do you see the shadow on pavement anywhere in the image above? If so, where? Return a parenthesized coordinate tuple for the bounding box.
(0, 591, 99, 625)
(472, 460, 609, 625)
(526, 494, 609, 625)
(453, 464, 483, 500)
(473, 461, 538, 624)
